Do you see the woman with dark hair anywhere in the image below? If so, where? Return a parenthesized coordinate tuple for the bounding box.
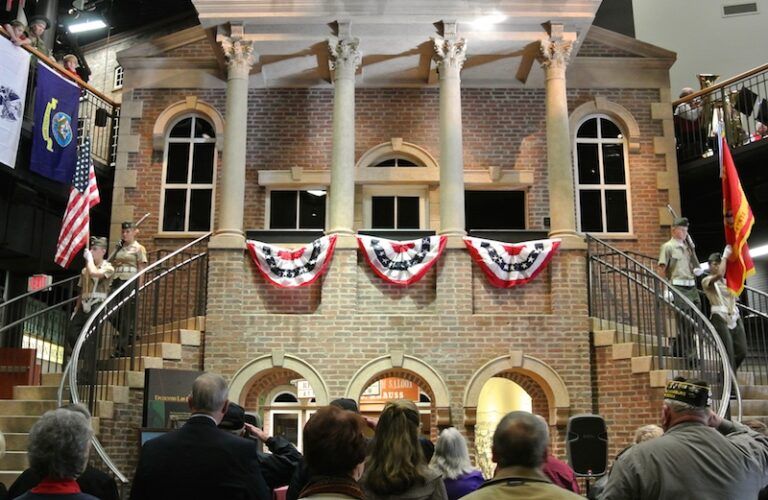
(299, 405, 368, 499)
(430, 428, 483, 500)
(361, 400, 447, 500)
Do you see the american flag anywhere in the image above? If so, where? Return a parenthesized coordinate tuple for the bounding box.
(54, 137, 100, 268)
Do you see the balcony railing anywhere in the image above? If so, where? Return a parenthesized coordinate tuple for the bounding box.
(673, 63, 768, 164)
(1, 27, 120, 167)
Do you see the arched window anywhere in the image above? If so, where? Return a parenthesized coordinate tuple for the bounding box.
(574, 115, 632, 234)
(160, 115, 216, 233)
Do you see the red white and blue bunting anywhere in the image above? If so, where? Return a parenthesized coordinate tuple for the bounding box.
(357, 235, 447, 286)
(463, 237, 561, 288)
(246, 235, 337, 288)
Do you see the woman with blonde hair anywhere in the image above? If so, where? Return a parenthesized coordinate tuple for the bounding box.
(361, 400, 447, 500)
(430, 428, 483, 500)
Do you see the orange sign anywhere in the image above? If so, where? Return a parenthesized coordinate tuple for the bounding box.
(360, 377, 420, 403)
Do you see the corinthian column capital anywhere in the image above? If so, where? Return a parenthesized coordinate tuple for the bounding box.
(220, 36, 255, 78)
(539, 38, 573, 72)
(328, 38, 362, 78)
(432, 37, 467, 76)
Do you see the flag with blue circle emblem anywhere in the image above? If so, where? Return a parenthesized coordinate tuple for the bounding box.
(30, 62, 80, 184)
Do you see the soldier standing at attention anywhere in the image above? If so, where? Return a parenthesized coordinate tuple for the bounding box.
(25, 15, 51, 57)
(110, 221, 148, 357)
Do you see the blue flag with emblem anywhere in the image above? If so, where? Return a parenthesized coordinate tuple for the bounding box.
(30, 63, 80, 184)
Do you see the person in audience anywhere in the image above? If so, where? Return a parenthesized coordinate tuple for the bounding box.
(674, 87, 702, 122)
(61, 54, 79, 78)
(13, 408, 95, 500)
(8, 405, 118, 500)
(3, 20, 28, 47)
(110, 221, 148, 358)
(25, 16, 50, 57)
(130, 372, 271, 500)
(429, 427, 483, 500)
(536, 416, 579, 494)
(419, 436, 435, 463)
(361, 399, 447, 500)
(218, 402, 302, 490)
(297, 405, 368, 499)
(601, 377, 768, 500)
(461, 411, 581, 499)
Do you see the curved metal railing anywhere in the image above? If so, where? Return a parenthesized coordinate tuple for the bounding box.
(58, 233, 210, 482)
(588, 236, 739, 419)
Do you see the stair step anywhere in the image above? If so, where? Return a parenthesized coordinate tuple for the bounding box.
(740, 385, 768, 400)
(0, 399, 58, 414)
(0, 451, 29, 470)
(0, 471, 23, 488)
(4, 433, 28, 451)
(98, 356, 163, 371)
(13, 385, 68, 400)
(612, 342, 638, 360)
(593, 330, 615, 346)
(740, 400, 768, 414)
(590, 317, 639, 335)
(41, 372, 64, 385)
(0, 416, 42, 433)
(136, 329, 201, 347)
(149, 316, 205, 334)
(631, 356, 690, 374)
(97, 370, 145, 388)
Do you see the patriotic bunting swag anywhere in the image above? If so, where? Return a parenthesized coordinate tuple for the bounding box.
(246, 235, 337, 288)
(357, 235, 446, 286)
(464, 237, 561, 288)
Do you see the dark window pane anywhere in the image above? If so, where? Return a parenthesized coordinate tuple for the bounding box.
(605, 190, 629, 232)
(600, 118, 622, 138)
(189, 189, 212, 231)
(274, 393, 298, 403)
(372, 196, 395, 228)
(191, 143, 215, 183)
(299, 190, 326, 229)
(602, 144, 626, 184)
(166, 143, 190, 183)
(579, 190, 603, 232)
(170, 118, 192, 138)
(273, 413, 299, 447)
(397, 197, 420, 229)
(577, 144, 600, 184)
(397, 158, 419, 167)
(162, 189, 186, 232)
(270, 191, 298, 229)
(465, 191, 526, 230)
(194, 117, 215, 139)
(577, 118, 598, 138)
(373, 158, 397, 167)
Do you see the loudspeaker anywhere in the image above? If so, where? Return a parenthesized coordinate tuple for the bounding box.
(566, 414, 608, 476)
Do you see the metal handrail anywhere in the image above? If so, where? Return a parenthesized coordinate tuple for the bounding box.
(0, 276, 78, 311)
(588, 235, 738, 419)
(0, 296, 77, 335)
(58, 233, 210, 483)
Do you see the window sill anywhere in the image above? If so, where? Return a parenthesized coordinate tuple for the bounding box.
(154, 232, 208, 239)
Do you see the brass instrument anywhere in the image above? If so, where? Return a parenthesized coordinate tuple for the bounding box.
(697, 74, 720, 135)
(697, 73, 720, 89)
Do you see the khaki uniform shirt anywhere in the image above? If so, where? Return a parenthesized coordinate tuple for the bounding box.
(460, 467, 582, 500)
(112, 241, 148, 280)
(78, 260, 114, 312)
(28, 35, 49, 57)
(658, 238, 698, 285)
(702, 274, 739, 327)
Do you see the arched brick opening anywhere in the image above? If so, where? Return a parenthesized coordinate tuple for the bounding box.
(242, 367, 302, 410)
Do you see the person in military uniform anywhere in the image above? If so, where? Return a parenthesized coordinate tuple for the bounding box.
(701, 251, 747, 375)
(110, 221, 148, 357)
(26, 15, 51, 57)
(601, 377, 768, 500)
(658, 217, 703, 364)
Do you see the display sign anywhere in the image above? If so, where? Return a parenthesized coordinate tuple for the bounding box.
(296, 379, 316, 399)
(360, 377, 420, 403)
(142, 368, 203, 428)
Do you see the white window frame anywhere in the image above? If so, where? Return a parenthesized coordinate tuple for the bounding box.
(158, 114, 217, 235)
(573, 114, 633, 237)
(269, 409, 303, 452)
(113, 65, 124, 90)
(362, 186, 429, 230)
(265, 187, 329, 230)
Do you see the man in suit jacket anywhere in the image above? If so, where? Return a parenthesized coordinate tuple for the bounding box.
(130, 373, 271, 500)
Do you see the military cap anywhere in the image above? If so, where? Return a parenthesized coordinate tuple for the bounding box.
(89, 236, 108, 249)
(330, 398, 359, 413)
(664, 377, 710, 408)
(672, 217, 690, 228)
(244, 412, 262, 428)
(28, 15, 50, 29)
(708, 252, 722, 263)
(218, 402, 245, 432)
(121, 221, 135, 230)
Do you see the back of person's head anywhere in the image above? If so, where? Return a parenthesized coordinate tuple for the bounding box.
(431, 427, 475, 480)
(492, 411, 548, 469)
(62, 403, 92, 421)
(28, 408, 93, 480)
(330, 398, 360, 413)
(304, 405, 368, 477)
(420, 436, 435, 463)
(743, 419, 768, 436)
(679, 87, 695, 98)
(364, 399, 426, 495)
(190, 372, 228, 413)
(633, 424, 663, 444)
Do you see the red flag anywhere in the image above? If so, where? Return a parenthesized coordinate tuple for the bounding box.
(54, 138, 100, 268)
(720, 136, 755, 295)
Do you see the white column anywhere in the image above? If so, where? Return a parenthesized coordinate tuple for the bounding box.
(210, 36, 254, 249)
(433, 36, 468, 237)
(327, 38, 362, 236)
(539, 28, 582, 247)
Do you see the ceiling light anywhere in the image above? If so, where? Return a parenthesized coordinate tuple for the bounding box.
(69, 17, 107, 33)
(471, 10, 507, 31)
(750, 243, 768, 258)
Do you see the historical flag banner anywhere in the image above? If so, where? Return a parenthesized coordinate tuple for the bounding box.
(720, 136, 755, 295)
(55, 138, 100, 268)
(0, 36, 31, 168)
(357, 235, 446, 286)
(246, 235, 337, 288)
(464, 237, 561, 288)
(30, 62, 80, 183)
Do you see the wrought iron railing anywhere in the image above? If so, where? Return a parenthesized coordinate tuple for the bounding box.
(673, 63, 768, 164)
(59, 234, 210, 482)
(588, 236, 737, 419)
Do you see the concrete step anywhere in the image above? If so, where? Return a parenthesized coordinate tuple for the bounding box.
(740, 400, 768, 415)
(612, 342, 638, 360)
(41, 372, 64, 385)
(0, 400, 58, 414)
(97, 370, 145, 388)
(590, 318, 639, 335)
(13, 385, 67, 400)
(631, 356, 689, 374)
(135, 329, 201, 347)
(0, 451, 28, 470)
(0, 471, 22, 488)
(0, 415, 101, 433)
(98, 356, 163, 371)
(741, 385, 768, 400)
(149, 316, 205, 334)
(4, 433, 28, 451)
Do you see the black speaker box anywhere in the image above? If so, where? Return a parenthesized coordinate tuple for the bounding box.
(566, 414, 608, 476)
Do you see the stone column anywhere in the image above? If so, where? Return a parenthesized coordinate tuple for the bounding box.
(539, 26, 583, 248)
(433, 35, 467, 237)
(327, 38, 362, 236)
(210, 36, 255, 249)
